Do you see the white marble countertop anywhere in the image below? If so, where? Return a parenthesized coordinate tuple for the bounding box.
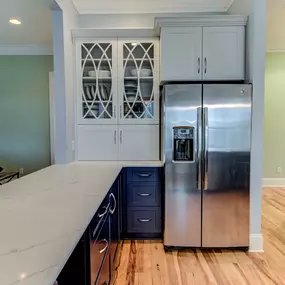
(0, 161, 162, 285)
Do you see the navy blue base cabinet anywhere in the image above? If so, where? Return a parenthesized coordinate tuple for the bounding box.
(56, 172, 122, 285)
(56, 167, 162, 285)
(123, 167, 162, 239)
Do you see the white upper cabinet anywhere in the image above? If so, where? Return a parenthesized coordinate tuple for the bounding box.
(161, 27, 203, 81)
(76, 40, 118, 125)
(159, 17, 247, 82)
(76, 39, 159, 125)
(202, 27, 245, 80)
(118, 39, 160, 125)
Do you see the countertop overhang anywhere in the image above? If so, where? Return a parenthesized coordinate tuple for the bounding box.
(0, 161, 162, 285)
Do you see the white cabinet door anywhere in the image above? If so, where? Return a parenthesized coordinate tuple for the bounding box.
(76, 40, 118, 125)
(202, 27, 245, 80)
(119, 125, 159, 161)
(77, 125, 118, 160)
(160, 27, 202, 81)
(118, 39, 160, 125)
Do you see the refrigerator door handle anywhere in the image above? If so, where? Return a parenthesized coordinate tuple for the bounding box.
(197, 107, 202, 191)
(203, 107, 209, 191)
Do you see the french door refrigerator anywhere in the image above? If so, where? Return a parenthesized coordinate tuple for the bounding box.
(162, 84, 251, 248)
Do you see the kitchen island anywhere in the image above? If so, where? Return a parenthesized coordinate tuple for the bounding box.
(0, 161, 162, 285)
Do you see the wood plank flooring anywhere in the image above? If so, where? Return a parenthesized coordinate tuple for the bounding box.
(115, 187, 285, 285)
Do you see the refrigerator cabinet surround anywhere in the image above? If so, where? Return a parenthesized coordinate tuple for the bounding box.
(163, 84, 251, 248)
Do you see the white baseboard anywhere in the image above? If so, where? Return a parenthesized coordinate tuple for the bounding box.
(249, 234, 264, 252)
(262, 178, 285, 187)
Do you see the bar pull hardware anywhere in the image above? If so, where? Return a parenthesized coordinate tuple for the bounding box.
(136, 173, 152, 177)
(98, 239, 108, 254)
(109, 193, 116, 214)
(197, 107, 202, 191)
(114, 105, 116, 118)
(120, 130, 122, 144)
(120, 105, 122, 118)
(98, 205, 109, 218)
(198, 57, 201, 74)
(114, 130, 116, 144)
(204, 57, 207, 74)
(137, 193, 151, 197)
(137, 218, 152, 223)
(203, 107, 209, 191)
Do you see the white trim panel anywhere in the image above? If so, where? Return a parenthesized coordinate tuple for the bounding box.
(74, 0, 233, 14)
(249, 234, 264, 252)
(72, 29, 157, 39)
(155, 15, 248, 34)
(262, 178, 285, 187)
(0, 45, 53, 55)
(49, 72, 56, 165)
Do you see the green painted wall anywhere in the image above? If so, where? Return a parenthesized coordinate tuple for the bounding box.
(264, 53, 285, 178)
(0, 56, 53, 174)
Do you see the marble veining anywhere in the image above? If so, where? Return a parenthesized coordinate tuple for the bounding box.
(0, 161, 162, 285)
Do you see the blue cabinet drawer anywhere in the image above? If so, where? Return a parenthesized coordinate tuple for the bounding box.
(127, 207, 161, 233)
(127, 183, 161, 207)
(126, 168, 160, 182)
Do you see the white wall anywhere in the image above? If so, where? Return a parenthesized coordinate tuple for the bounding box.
(52, 0, 79, 163)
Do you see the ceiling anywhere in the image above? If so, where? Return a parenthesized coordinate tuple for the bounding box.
(72, 0, 234, 14)
(0, 0, 53, 45)
(0, 0, 284, 51)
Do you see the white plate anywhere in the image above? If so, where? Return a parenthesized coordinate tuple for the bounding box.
(125, 91, 137, 96)
(125, 84, 137, 89)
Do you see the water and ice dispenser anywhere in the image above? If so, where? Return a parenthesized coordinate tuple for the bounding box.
(173, 127, 195, 162)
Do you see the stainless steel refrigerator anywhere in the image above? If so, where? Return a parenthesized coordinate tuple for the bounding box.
(162, 84, 251, 248)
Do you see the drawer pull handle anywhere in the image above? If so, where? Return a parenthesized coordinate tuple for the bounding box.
(136, 173, 152, 177)
(109, 193, 116, 214)
(98, 205, 109, 218)
(137, 193, 151, 197)
(138, 218, 152, 223)
(98, 239, 109, 254)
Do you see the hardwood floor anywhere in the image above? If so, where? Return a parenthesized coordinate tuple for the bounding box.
(115, 188, 285, 285)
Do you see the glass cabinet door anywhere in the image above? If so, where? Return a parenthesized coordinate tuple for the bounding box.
(77, 41, 117, 124)
(118, 40, 159, 124)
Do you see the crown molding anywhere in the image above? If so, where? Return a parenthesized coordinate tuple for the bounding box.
(155, 15, 248, 34)
(71, 28, 157, 39)
(0, 45, 53, 55)
(73, 0, 233, 15)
